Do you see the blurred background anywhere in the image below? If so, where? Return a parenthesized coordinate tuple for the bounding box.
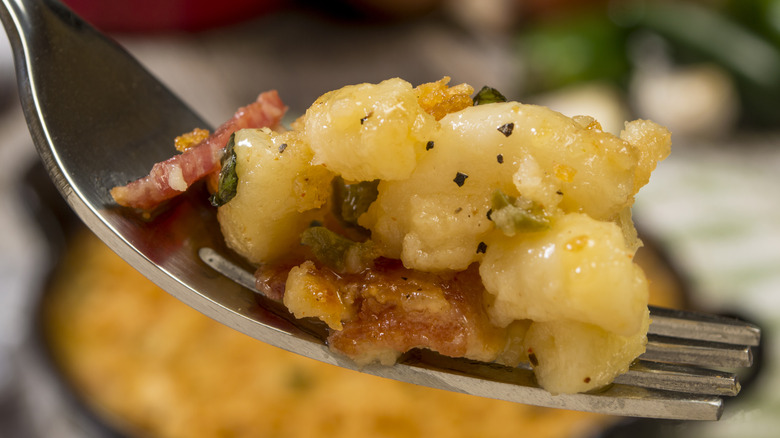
(1, 0, 780, 436)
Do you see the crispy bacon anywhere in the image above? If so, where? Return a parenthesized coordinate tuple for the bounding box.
(110, 90, 288, 210)
(256, 258, 511, 364)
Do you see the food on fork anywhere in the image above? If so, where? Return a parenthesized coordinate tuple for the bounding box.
(110, 91, 287, 211)
(111, 77, 671, 394)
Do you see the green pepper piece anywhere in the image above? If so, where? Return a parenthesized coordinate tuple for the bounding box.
(210, 133, 238, 207)
(473, 86, 508, 105)
(489, 189, 550, 236)
(300, 226, 375, 273)
(331, 176, 379, 226)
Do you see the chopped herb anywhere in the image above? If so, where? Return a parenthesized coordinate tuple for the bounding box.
(426, 140, 435, 150)
(488, 189, 550, 236)
(476, 241, 487, 254)
(496, 154, 504, 164)
(331, 176, 380, 226)
(300, 226, 375, 273)
(278, 143, 288, 153)
(210, 133, 238, 207)
(473, 86, 507, 105)
(453, 172, 468, 187)
(497, 123, 514, 137)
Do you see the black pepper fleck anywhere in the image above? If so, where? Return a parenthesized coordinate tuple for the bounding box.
(476, 241, 487, 254)
(454, 207, 463, 214)
(486, 209, 493, 220)
(453, 172, 468, 187)
(528, 352, 539, 367)
(360, 112, 373, 124)
(496, 154, 504, 164)
(497, 123, 515, 137)
(278, 143, 288, 153)
(426, 140, 435, 150)
(556, 190, 564, 195)
(584, 377, 591, 383)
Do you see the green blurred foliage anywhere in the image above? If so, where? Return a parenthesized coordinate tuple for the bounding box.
(516, 0, 780, 128)
(520, 11, 631, 92)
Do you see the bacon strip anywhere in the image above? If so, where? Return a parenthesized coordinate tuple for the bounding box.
(111, 90, 288, 210)
(256, 258, 511, 365)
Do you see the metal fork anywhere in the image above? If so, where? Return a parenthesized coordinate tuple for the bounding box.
(2, 0, 760, 422)
(201, 247, 761, 421)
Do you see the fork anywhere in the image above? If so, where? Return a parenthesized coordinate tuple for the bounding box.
(2, 0, 761, 421)
(201, 247, 760, 421)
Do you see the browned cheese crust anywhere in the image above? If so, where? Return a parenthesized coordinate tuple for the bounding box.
(256, 258, 513, 365)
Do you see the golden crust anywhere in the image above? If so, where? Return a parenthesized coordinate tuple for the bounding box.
(174, 127, 210, 152)
(415, 76, 475, 120)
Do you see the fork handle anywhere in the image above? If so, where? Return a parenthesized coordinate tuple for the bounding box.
(1, 0, 84, 199)
(1, 0, 74, 61)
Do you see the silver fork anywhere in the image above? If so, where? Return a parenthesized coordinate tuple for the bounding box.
(200, 247, 761, 421)
(2, 0, 761, 422)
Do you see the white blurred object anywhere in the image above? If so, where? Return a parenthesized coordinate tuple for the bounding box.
(631, 62, 739, 139)
(531, 82, 630, 135)
(445, 0, 518, 34)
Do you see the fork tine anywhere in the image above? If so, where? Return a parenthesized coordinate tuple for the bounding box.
(396, 350, 727, 421)
(644, 335, 753, 368)
(649, 305, 761, 346)
(617, 360, 740, 396)
(200, 247, 256, 290)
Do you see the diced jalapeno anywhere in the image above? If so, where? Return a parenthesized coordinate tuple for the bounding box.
(489, 189, 550, 235)
(473, 86, 507, 105)
(210, 133, 238, 207)
(331, 176, 379, 226)
(300, 226, 375, 273)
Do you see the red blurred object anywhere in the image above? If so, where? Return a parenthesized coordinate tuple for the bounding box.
(61, 0, 286, 33)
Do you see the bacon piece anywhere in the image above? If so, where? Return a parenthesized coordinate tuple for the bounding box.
(255, 260, 301, 301)
(257, 258, 511, 365)
(111, 90, 288, 210)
